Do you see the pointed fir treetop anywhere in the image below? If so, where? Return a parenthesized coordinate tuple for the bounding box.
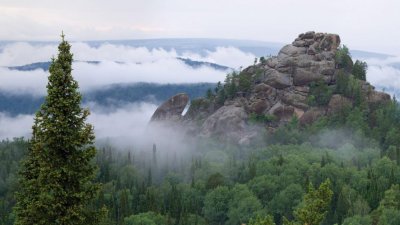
(36, 32, 93, 151)
(14, 33, 100, 225)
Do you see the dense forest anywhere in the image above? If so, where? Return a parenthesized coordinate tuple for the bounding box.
(0, 103, 400, 225)
(0, 94, 399, 225)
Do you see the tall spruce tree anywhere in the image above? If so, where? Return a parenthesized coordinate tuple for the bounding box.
(14, 34, 99, 225)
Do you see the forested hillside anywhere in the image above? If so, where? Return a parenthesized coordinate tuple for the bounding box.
(1, 111, 400, 225)
(1, 81, 400, 224)
(0, 83, 216, 115)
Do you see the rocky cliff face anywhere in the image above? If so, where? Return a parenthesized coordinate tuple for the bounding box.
(150, 31, 391, 144)
(150, 93, 189, 122)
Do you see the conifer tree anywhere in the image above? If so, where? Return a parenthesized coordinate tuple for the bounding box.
(15, 33, 100, 225)
(152, 143, 157, 166)
(292, 179, 333, 225)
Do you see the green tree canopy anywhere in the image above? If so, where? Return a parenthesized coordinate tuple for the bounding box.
(203, 186, 231, 225)
(248, 215, 276, 225)
(226, 184, 263, 225)
(335, 45, 353, 71)
(292, 179, 333, 225)
(352, 60, 368, 81)
(14, 34, 99, 225)
(124, 212, 168, 225)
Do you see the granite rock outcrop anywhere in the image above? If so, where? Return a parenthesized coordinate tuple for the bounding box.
(150, 32, 391, 144)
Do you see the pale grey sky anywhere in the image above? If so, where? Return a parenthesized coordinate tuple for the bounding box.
(0, 0, 399, 54)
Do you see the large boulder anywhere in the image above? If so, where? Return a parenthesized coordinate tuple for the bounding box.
(318, 34, 341, 51)
(183, 98, 216, 121)
(300, 31, 316, 39)
(275, 57, 297, 73)
(300, 107, 326, 125)
(308, 61, 336, 74)
(249, 99, 272, 114)
(150, 93, 189, 122)
(327, 94, 352, 115)
(278, 45, 307, 58)
(293, 68, 324, 86)
(201, 105, 248, 141)
(281, 92, 309, 110)
(294, 32, 340, 51)
(264, 69, 292, 89)
(294, 54, 315, 67)
(269, 102, 295, 122)
(367, 90, 391, 106)
(253, 83, 276, 98)
(266, 57, 279, 68)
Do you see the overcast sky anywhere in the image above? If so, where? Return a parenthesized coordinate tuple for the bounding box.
(0, 0, 399, 54)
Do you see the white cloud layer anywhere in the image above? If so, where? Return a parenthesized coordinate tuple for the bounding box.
(87, 102, 157, 140)
(72, 60, 225, 90)
(0, 42, 257, 96)
(0, 42, 57, 66)
(0, 102, 157, 141)
(181, 47, 255, 69)
(362, 56, 400, 95)
(0, 67, 47, 96)
(0, 113, 33, 140)
(0, 60, 227, 96)
(0, 102, 188, 153)
(0, 42, 254, 67)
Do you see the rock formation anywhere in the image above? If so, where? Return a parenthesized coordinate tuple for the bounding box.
(150, 93, 189, 122)
(150, 31, 391, 144)
(200, 105, 248, 141)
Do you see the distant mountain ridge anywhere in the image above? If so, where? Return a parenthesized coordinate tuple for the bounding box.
(6, 58, 231, 72)
(0, 82, 216, 115)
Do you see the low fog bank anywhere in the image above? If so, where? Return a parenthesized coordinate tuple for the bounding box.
(0, 60, 227, 96)
(0, 113, 33, 140)
(87, 102, 157, 140)
(0, 102, 157, 140)
(0, 101, 384, 169)
(0, 102, 195, 157)
(309, 128, 380, 161)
